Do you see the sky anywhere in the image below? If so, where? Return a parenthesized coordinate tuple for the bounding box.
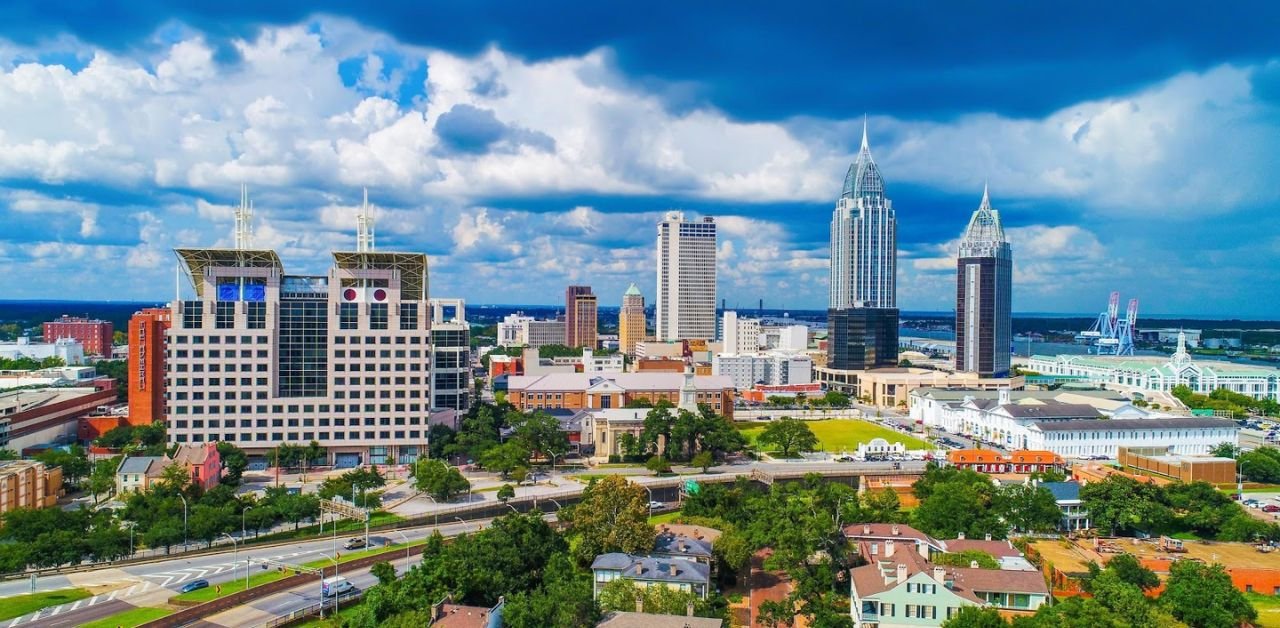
(1, 3, 1278, 317)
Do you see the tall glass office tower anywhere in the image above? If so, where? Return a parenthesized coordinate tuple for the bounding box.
(827, 121, 898, 370)
(955, 185, 1013, 377)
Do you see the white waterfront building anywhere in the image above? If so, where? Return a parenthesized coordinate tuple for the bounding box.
(1028, 331, 1280, 402)
(911, 387, 1237, 458)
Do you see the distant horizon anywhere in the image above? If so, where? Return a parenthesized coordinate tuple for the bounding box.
(1, 299, 1276, 323)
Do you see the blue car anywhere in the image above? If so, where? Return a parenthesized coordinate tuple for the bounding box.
(179, 579, 209, 593)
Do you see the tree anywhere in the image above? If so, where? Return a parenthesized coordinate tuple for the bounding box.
(412, 459, 471, 502)
(1161, 559, 1256, 628)
(597, 578, 712, 617)
(35, 445, 91, 487)
(646, 455, 671, 475)
(1087, 553, 1159, 590)
(934, 551, 1000, 570)
(1087, 569, 1156, 627)
(1210, 442, 1240, 459)
(640, 404, 677, 457)
(502, 552, 600, 628)
(480, 441, 531, 479)
(0, 449, 19, 461)
(757, 418, 818, 457)
(822, 390, 850, 408)
(426, 424, 457, 459)
(158, 461, 192, 493)
(510, 411, 570, 465)
(563, 476, 654, 565)
(497, 484, 515, 503)
(215, 442, 248, 485)
(995, 483, 1062, 533)
(449, 404, 502, 460)
(691, 451, 715, 473)
(87, 455, 120, 504)
(371, 561, 397, 587)
(911, 466, 1004, 539)
(1079, 475, 1170, 535)
(861, 488, 902, 523)
(1015, 596, 1125, 628)
(941, 606, 1007, 628)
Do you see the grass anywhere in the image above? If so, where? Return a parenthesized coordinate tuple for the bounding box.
(569, 474, 614, 482)
(649, 510, 682, 525)
(1247, 593, 1280, 628)
(1169, 531, 1205, 541)
(80, 606, 171, 628)
(293, 600, 366, 627)
(172, 539, 426, 603)
(735, 419, 931, 453)
(0, 588, 92, 621)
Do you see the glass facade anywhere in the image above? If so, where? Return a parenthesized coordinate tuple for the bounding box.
(279, 300, 328, 397)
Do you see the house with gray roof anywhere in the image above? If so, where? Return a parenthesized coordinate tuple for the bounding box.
(1042, 481, 1089, 531)
(591, 553, 712, 600)
(115, 456, 172, 494)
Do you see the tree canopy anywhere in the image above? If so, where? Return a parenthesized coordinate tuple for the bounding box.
(756, 417, 819, 457)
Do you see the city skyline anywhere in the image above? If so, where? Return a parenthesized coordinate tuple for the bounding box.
(1, 6, 1279, 316)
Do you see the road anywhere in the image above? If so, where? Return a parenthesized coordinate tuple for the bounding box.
(0, 520, 488, 627)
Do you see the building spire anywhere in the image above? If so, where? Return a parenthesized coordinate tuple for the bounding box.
(356, 187, 376, 252)
(980, 180, 990, 210)
(234, 184, 254, 250)
(861, 114, 869, 151)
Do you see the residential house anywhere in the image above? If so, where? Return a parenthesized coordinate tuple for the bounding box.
(428, 594, 503, 628)
(172, 442, 222, 491)
(652, 524, 719, 566)
(115, 456, 172, 493)
(850, 541, 1049, 627)
(1042, 481, 1090, 531)
(591, 553, 712, 600)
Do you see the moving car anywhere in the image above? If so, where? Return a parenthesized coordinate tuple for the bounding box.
(343, 537, 367, 550)
(179, 579, 209, 593)
(1263, 504, 1280, 513)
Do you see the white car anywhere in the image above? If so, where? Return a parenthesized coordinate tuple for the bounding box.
(648, 500, 665, 509)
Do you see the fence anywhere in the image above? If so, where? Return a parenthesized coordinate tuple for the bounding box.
(259, 590, 367, 628)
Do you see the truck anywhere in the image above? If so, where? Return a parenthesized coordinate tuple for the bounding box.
(322, 576, 355, 598)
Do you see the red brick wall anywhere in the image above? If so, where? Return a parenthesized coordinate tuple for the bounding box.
(43, 317, 114, 357)
(128, 308, 171, 427)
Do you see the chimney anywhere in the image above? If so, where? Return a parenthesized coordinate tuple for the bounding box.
(970, 560, 980, 568)
(958, 531, 965, 540)
(885, 540, 895, 557)
(863, 524, 871, 535)
(891, 525, 900, 536)
(985, 533, 992, 541)
(687, 600, 695, 616)
(896, 563, 908, 584)
(637, 597, 644, 613)
(933, 567, 946, 582)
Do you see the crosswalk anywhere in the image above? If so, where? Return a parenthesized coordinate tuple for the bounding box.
(1, 548, 323, 626)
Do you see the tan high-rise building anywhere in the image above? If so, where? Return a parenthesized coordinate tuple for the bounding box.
(565, 286, 598, 349)
(619, 283, 646, 356)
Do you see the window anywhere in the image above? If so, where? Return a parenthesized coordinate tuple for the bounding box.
(370, 303, 389, 330)
(183, 301, 203, 329)
(216, 301, 236, 329)
(247, 301, 267, 329)
(339, 303, 359, 330)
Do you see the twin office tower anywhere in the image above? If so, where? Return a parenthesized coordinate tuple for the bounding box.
(827, 123, 1012, 378)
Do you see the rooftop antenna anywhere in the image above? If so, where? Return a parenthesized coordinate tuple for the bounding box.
(234, 184, 254, 250)
(356, 187, 376, 252)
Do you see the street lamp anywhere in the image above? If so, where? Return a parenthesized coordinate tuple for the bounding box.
(323, 555, 340, 618)
(242, 506, 255, 540)
(220, 533, 239, 592)
(393, 530, 412, 565)
(641, 485, 654, 516)
(1238, 459, 1250, 501)
(177, 494, 189, 552)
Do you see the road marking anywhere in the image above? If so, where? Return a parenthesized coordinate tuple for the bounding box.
(6, 617, 18, 627)
(69, 601, 82, 611)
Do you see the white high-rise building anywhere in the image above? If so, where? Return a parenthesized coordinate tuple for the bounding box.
(497, 314, 533, 347)
(721, 311, 761, 354)
(830, 120, 896, 310)
(656, 211, 717, 341)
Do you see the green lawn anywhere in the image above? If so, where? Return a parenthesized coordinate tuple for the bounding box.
(736, 419, 930, 453)
(0, 588, 91, 621)
(1246, 593, 1280, 628)
(649, 510, 682, 525)
(80, 606, 171, 628)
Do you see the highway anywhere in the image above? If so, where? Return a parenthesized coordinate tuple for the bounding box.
(0, 520, 487, 627)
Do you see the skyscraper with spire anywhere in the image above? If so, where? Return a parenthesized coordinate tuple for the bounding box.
(826, 119, 899, 371)
(955, 184, 1013, 377)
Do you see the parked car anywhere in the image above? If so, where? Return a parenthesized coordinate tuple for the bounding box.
(648, 501, 665, 510)
(1263, 504, 1280, 513)
(180, 579, 209, 593)
(343, 537, 367, 550)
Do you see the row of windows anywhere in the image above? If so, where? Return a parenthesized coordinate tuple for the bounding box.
(333, 390, 426, 399)
(171, 376, 269, 387)
(173, 415, 428, 428)
(169, 402, 432, 414)
(171, 363, 270, 373)
(174, 335, 270, 344)
(335, 349, 422, 359)
(173, 349, 269, 359)
(334, 363, 425, 372)
(173, 430, 424, 443)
